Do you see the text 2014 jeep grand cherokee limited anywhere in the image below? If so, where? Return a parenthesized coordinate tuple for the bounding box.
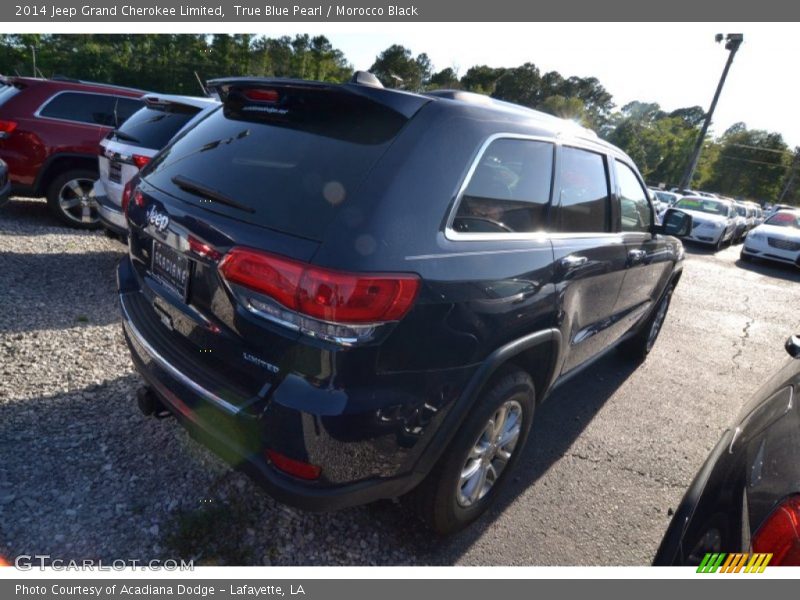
(118, 74, 692, 534)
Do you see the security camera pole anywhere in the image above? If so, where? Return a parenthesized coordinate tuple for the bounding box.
(678, 33, 744, 191)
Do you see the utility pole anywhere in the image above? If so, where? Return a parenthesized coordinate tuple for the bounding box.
(679, 33, 744, 191)
(30, 45, 36, 78)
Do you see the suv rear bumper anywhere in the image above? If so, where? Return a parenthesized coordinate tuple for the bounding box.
(96, 192, 128, 236)
(117, 256, 476, 510)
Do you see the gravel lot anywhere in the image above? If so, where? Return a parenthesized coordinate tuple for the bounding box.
(2, 196, 800, 566)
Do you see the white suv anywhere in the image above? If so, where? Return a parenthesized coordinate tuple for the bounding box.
(96, 93, 219, 238)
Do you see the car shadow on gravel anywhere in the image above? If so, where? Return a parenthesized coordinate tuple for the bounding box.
(735, 257, 800, 283)
(0, 250, 124, 333)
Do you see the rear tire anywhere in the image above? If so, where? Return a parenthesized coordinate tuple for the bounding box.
(408, 367, 535, 535)
(46, 169, 102, 229)
(620, 283, 675, 362)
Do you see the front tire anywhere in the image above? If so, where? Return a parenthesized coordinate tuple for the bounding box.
(408, 367, 535, 535)
(46, 169, 102, 229)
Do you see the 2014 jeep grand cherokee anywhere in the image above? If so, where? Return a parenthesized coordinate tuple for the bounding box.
(118, 73, 692, 534)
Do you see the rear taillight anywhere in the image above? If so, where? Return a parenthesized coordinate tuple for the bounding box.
(132, 154, 150, 169)
(752, 495, 800, 565)
(121, 181, 133, 214)
(121, 183, 144, 214)
(0, 120, 17, 138)
(266, 449, 321, 480)
(219, 248, 420, 345)
(220, 248, 419, 323)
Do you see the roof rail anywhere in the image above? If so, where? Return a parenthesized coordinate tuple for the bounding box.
(48, 75, 146, 94)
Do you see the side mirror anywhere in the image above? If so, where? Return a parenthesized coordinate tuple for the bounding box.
(656, 208, 693, 237)
(786, 335, 800, 359)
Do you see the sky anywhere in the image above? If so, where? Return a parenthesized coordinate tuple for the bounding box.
(243, 22, 800, 148)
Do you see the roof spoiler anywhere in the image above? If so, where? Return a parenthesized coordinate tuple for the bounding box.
(206, 75, 430, 120)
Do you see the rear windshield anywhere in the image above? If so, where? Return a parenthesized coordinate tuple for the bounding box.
(111, 103, 205, 150)
(144, 87, 408, 240)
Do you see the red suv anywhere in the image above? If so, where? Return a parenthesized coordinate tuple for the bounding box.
(0, 76, 145, 228)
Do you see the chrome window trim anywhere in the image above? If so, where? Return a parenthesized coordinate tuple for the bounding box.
(444, 133, 557, 242)
(444, 133, 624, 242)
(34, 90, 143, 127)
(120, 295, 242, 416)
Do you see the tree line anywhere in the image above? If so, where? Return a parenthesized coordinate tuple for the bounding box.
(0, 34, 796, 205)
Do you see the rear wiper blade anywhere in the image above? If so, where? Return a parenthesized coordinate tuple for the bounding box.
(171, 175, 255, 213)
(110, 129, 140, 143)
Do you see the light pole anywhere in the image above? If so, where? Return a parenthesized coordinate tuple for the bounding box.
(678, 33, 744, 191)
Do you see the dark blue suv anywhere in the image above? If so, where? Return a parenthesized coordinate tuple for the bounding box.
(118, 74, 692, 534)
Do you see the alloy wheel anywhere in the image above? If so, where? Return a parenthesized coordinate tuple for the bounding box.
(58, 177, 99, 225)
(456, 399, 523, 508)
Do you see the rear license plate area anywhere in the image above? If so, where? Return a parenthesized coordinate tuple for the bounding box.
(151, 240, 191, 301)
(109, 161, 122, 184)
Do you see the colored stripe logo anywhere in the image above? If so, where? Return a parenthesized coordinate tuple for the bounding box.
(697, 553, 772, 573)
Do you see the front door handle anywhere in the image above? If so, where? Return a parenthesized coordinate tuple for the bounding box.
(561, 255, 588, 269)
(627, 249, 647, 265)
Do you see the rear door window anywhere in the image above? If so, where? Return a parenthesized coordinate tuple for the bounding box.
(39, 92, 118, 126)
(144, 87, 409, 241)
(111, 103, 204, 150)
(452, 138, 555, 234)
(556, 146, 611, 233)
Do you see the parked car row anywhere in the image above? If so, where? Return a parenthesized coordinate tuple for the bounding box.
(0, 75, 222, 231)
(646, 185, 793, 261)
